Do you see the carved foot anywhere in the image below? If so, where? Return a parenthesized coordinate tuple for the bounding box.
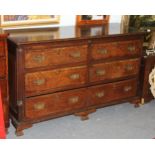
(75, 109, 96, 121)
(15, 130, 24, 136)
(134, 103, 140, 108)
(130, 98, 141, 108)
(76, 113, 89, 121)
(11, 115, 33, 137)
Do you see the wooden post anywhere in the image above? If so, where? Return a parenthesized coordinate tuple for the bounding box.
(0, 88, 6, 139)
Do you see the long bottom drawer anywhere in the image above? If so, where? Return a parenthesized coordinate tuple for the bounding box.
(25, 78, 137, 120)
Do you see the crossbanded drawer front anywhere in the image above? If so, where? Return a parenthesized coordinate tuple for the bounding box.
(0, 41, 5, 57)
(88, 78, 137, 106)
(25, 45, 88, 69)
(25, 88, 87, 119)
(91, 40, 142, 60)
(0, 58, 6, 78)
(90, 58, 140, 82)
(0, 79, 7, 99)
(25, 66, 87, 96)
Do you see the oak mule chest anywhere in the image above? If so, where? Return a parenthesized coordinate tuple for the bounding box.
(7, 25, 144, 136)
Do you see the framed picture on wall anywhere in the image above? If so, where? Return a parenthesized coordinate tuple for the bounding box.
(76, 15, 110, 26)
(0, 15, 60, 28)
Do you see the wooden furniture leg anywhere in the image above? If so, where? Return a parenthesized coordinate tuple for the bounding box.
(75, 109, 96, 120)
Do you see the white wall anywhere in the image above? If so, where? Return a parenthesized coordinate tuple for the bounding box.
(60, 15, 76, 26)
(110, 15, 122, 23)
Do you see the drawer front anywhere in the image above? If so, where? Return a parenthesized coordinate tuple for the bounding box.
(0, 79, 7, 99)
(90, 58, 140, 82)
(25, 45, 88, 68)
(88, 78, 137, 106)
(25, 88, 87, 119)
(0, 41, 5, 57)
(0, 58, 6, 78)
(91, 40, 142, 60)
(25, 66, 87, 96)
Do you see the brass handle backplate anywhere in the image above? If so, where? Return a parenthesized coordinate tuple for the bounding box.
(98, 49, 108, 54)
(34, 102, 45, 110)
(125, 64, 133, 71)
(96, 69, 106, 76)
(69, 73, 80, 80)
(68, 96, 79, 104)
(124, 86, 132, 92)
(33, 55, 45, 63)
(96, 91, 105, 98)
(128, 45, 135, 52)
(70, 52, 81, 58)
(34, 79, 45, 86)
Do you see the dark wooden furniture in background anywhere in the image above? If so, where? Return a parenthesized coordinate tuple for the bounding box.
(139, 30, 155, 103)
(0, 33, 9, 131)
(76, 15, 110, 26)
(7, 25, 144, 136)
(140, 54, 155, 103)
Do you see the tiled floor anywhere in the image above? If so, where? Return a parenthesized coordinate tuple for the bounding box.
(7, 101, 155, 139)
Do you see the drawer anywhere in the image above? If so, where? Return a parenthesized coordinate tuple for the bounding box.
(91, 40, 142, 60)
(0, 41, 5, 57)
(25, 66, 87, 96)
(0, 79, 7, 99)
(25, 88, 87, 119)
(88, 78, 137, 106)
(0, 58, 6, 78)
(89, 58, 140, 82)
(25, 45, 88, 69)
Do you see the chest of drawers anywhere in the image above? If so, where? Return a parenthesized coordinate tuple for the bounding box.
(7, 25, 144, 136)
(0, 34, 9, 131)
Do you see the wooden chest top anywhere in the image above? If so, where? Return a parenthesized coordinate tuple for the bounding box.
(7, 24, 145, 45)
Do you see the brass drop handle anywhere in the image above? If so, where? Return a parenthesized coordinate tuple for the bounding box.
(69, 73, 80, 80)
(33, 55, 45, 63)
(125, 64, 133, 71)
(96, 91, 105, 98)
(96, 69, 106, 76)
(68, 96, 79, 104)
(128, 45, 135, 52)
(33, 79, 45, 86)
(34, 102, 45, 110)
(98, 49, 108, 54)
(124, 86, 132, 92)
(70, 52, 81, 58)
